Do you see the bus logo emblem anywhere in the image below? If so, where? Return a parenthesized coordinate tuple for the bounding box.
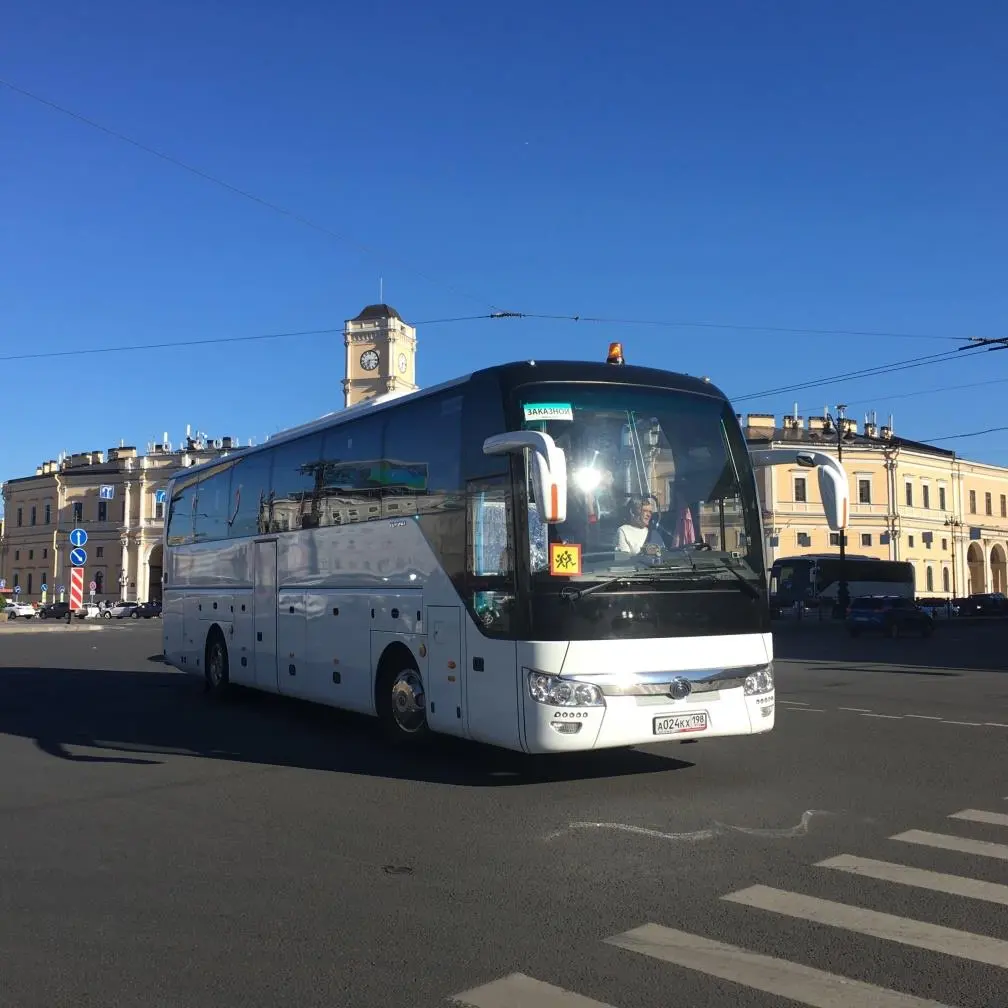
(669, 677, 692, 700)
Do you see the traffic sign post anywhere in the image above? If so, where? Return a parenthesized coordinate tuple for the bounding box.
(41, 583, 48, 605)
(70, 547, 87, 567)
(69, 528, 88, 549)
(69, 568, 85, 612)
(89, 580, 97, 603)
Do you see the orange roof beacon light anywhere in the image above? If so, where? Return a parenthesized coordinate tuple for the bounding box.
(606, 342, 625, 365)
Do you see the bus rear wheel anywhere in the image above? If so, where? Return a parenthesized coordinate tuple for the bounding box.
(205, 630, 230, 697)
(378, 660, 430, 743)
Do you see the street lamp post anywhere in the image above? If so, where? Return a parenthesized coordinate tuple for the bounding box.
(835, 405, 850, 616)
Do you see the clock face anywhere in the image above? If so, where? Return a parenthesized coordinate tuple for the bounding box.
(397, 353, 408, 375)
(360, 349, 379, 372)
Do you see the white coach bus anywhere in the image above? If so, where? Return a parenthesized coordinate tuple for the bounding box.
(161, 344, 848, 753)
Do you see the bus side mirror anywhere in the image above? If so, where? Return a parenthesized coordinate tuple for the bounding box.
(749, 447, 849, 532)
(483, 431, 568, 524)
(817, 461, 849, 532)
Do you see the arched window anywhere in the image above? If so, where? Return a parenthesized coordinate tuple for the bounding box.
(925, 567, 934, 591)
(942, 568, 950, 593)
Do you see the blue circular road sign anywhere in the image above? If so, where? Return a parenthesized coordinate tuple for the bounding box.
(69, 528, 88, 548)
(70, 547, 87, 567)
(14, 586, 21, 594)
(41, 583, 48, 592)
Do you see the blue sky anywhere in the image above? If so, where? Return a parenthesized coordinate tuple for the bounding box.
(2, 0, 1006, 502)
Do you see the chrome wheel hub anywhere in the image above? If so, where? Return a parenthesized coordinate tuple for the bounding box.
(390, 670, 425, 733)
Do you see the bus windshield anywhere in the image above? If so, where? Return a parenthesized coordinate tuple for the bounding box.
(517, 384, 764, 590)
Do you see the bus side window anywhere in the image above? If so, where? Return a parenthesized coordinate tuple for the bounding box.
(467, 477, 516, 634)
(227, 453, 273, 539)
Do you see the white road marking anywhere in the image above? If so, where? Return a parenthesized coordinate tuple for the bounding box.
(545, 810, 831, 844)
(949, 809, 1008, 828)
(892, 829, 1008, 861)
(859, 713, 903, 719)
(450, 973, 614, 1007)
(817, 854, 1008, 906)
(722, 884, 1008, 968)
(838, 707, 873, 712)
(941, 720, 985, 726)
(905, 714, 943, 720)
(607, 923, 952, 1007)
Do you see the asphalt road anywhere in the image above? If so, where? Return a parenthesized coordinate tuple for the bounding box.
(0, 618, 1005, 1008)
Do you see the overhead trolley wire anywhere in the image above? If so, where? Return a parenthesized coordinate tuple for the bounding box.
(0, 77, 504, 313)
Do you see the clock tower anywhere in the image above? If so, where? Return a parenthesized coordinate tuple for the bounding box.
(342, 303, 419, 408)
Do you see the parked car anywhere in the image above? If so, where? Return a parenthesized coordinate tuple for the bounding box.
(915, 597, 959, 619)
(74, 603, 103, 619)
(131, 600, 162, 619)
(103, 601, 139, 619)
(959, 592, 1008, 616)
(5, 600, 37, 619)
(38, 601, 71, 620)
(847, 596, 935, 638)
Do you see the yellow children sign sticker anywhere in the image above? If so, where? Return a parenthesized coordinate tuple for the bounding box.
(549, 543, 583, 576)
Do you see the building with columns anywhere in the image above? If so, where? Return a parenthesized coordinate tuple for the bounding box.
(745, 412, 1008, 597)
(1, 437, 238, 605)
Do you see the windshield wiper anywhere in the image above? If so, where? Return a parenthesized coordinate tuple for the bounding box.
(693, 556, 762, 599)
(560, 577, 632, 603)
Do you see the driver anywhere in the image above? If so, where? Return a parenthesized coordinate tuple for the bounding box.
(615, 498, 654, 555)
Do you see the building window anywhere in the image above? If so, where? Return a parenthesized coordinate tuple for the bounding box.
(908, 534, 915, 547)
(98, 501, 108, 522)
(861, 533, 872, 546)
(829, 533, 848, 546)
(30, 505, 37, 525)
(986, 492, 993, 516)
(905, 483, 913, 507)
(796, 532, 811, 547)
(17, 507, 22, 527)
(14, 550, 19, 560)
(42, 549, 47, 559)
(28, 550, 34, 560)
(96, 547, 104, 558)
(942, 568, 950, 592)
(922, 485, 930, 509)
(27, 573, 33, 595)
(155, 501, 165, 520)
(12, 574, 18, 588)
(969, 490, 977, 513)
(95, 571, 104, 595)
(858, 479, 871, 504)
(794, 477, 807, 503)
(1002, 494, 1007, 518)
(938, 487, 946, 511)
(942, 538, 948, 551)
(72, 501, 83, 522)
(926, 567, 934, 591)
(44, 503, 51, 524)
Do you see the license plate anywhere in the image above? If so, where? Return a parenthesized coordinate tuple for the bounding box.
(653, 712, 708, 736)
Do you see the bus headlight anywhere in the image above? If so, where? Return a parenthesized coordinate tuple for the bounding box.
(526, 670, 605, 707)
(743, 664, 774, 697)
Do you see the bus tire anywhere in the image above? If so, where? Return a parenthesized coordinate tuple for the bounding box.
(204, 628, 230, 698)
(376, 648, 429, 744)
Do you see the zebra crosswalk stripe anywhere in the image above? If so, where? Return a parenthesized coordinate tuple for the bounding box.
(606, 923, 952, 1007)
(722, 884, 1008, 968)
(817, 854, 1008, 906)
(449, 973, 615, 1007)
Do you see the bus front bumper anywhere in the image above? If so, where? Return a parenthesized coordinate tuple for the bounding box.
(520, 663, 775, 754)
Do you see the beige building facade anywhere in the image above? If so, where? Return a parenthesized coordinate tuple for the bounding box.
(746, 413, 1008, 597)
(1, 437, 238, 604)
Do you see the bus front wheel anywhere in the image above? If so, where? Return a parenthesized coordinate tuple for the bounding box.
(378, 657, 429, 744)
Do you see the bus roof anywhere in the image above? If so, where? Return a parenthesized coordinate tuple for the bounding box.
(170, 359, 730, 483)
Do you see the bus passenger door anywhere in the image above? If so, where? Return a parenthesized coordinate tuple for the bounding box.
(253, 540, 279, 692)
(424, 606, 465, 736)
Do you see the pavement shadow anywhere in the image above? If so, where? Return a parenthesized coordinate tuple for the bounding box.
(0, 665, 694, 786)
(772, 623, 1007, 673)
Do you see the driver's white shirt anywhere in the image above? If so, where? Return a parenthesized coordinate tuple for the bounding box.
(616, 523, 649, 555)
